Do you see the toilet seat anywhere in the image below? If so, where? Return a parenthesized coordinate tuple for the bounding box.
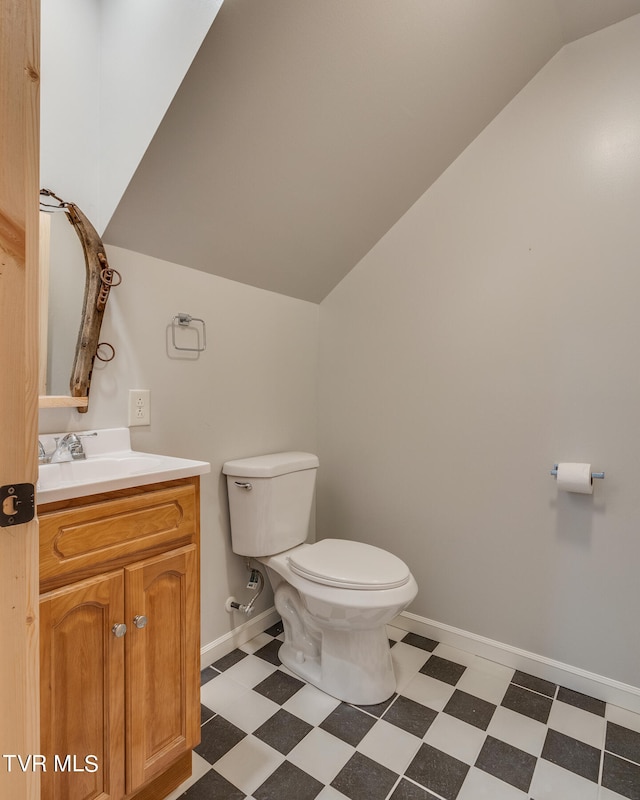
(288, 538, 410, 590)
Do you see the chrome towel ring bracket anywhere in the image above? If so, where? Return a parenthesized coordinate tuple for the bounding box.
(170, 313, 206, 353)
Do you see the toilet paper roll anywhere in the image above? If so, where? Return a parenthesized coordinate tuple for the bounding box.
(556, 462, 593, 494)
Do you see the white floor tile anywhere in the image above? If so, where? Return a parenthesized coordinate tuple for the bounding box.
(282, 682, 341, 726)
(357, 718, 422, 774)
(486, 705, 548, 758)
(606, 703, 640, 734)
(432, 643, 478, 669)
(278, 662, 303, 680)
(221, 653, 278, 689)
(240, 632, 274, 654)
(213, 734, 285, 795)
(214, 687, 280, 734)
(457, 766, 529, 799)
(548, 699, 607, 749)
(390, 643, 432, 693)
(470, 656, 515, 682)
(200, 671, 247, 714)
(423, 711, 487, 765)
(401, 671, 456, 712)
(316, 785, 350, 799)
(386, 624, 405, 642)
(223, 655, 278, 689)
(456, 665, 512, 705)
(529, 758, 599, 800)
(287, 726, 354, 784)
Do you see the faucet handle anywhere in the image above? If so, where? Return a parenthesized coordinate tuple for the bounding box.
(72, 432, 97, 459)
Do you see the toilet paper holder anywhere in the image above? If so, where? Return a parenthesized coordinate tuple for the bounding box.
(550, 464, 605, 479)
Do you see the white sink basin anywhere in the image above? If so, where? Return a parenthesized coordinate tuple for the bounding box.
(37, 428, 210, 504)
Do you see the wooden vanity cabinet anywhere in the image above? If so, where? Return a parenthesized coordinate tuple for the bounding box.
(38, 477, 201, 800)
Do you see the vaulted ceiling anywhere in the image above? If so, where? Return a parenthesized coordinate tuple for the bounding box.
(104, 0, 640, 303)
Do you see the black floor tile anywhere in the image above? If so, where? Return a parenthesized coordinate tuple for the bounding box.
(405, 743, 470, 800)
(606, 721, 640, 764)
(419, 655, 466, 686)
(319, 702, 376, 746)
(389, 778, 441, 799)
(253, 669, 305, 704)
(253, 708, 313, 755)
(475, 735, 537, 793)
(401, 633, 439, 652)
(501, 683, 552, 724)
(353, 693, 397, 718)
(200, 703, 214, 725)
(253, 639, 283, 666)
(443, 689, 496, 731)
(556, 686, 606, 717)
(541, 728, 600, 782)
(182, 767, 244, 799)
(254, 759, 323, 800)
(212, 649, 248, 672)
(200, 666, 217, 686)
(602, 752, 640, 800)
(195, 715, 246, 765)
(383, 695, 438, 738)
(511, 670, 556, 698)
(264, 619, 284, 637)
(331, 752, 399, 800)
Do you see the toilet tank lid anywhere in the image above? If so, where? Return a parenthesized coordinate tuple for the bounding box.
(222, 451, 319, 478)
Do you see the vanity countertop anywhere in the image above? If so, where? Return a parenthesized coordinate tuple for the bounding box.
(37, 427, 210, 505)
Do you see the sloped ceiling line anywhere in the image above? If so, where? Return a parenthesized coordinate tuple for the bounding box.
(101, 0, 640, 303)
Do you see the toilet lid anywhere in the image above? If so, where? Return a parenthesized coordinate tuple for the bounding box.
(288, 539, 410, 590)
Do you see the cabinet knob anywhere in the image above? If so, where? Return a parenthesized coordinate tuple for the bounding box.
(133, 615, 148, 629)
(112, 623, 127, 638)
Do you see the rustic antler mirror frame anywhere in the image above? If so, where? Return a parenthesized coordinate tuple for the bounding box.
(39, 189, 120, 412)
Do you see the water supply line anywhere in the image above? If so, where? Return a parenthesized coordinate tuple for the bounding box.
(225, 558, 264, 616)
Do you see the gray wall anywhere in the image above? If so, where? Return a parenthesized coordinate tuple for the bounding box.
(39, 247, 319, 649)
(318, 16, 640, 688)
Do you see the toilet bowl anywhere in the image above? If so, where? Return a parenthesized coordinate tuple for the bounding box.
(260, 540, 417, 704)
(223, 452, 418, 704)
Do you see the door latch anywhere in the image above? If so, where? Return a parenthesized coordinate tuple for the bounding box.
(0, 484, 35, 527)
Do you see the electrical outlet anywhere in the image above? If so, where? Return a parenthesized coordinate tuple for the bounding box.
(128, 389, 150, 426)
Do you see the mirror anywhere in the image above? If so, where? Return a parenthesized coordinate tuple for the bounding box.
(39, 209, 84, 396)
(38, 190, 120, 412)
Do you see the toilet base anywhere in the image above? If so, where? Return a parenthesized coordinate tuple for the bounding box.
(277, 611, 397, 705)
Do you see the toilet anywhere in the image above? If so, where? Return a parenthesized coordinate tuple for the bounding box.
(223, 452, 418, 704)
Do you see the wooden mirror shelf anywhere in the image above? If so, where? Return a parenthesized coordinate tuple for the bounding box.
(39, 395, 88, 409)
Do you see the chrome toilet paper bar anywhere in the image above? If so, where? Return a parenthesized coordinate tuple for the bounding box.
(550, 464, 605, 479)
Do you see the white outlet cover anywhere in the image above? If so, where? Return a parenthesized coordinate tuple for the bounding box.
(128, 389, 150, 426)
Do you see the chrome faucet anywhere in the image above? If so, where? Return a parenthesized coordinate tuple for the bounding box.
(38, 440, 48, 464)
(49, 432, 98, 463)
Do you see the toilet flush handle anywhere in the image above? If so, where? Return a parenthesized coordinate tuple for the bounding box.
(234, 481, 252, 491)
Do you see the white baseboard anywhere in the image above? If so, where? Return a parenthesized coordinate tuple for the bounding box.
(201, 606, 640, 716)
(200, 607, 281, 669)
(394, 610, 640, 715)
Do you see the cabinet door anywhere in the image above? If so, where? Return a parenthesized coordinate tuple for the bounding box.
(40, 571, 126, 800)
(125, 545, 200, 793)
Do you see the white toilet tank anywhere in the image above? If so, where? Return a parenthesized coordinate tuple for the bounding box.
(223, 452, 319, 556)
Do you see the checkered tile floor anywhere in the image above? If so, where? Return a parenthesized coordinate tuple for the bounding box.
(168, 622, 640, 800)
